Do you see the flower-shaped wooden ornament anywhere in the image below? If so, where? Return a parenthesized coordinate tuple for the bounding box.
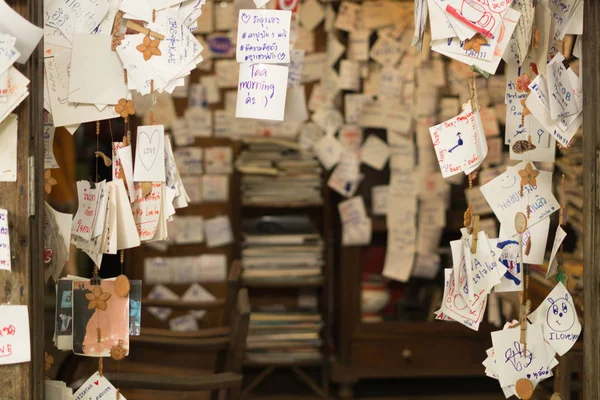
(518, 162, 539, 187)
(45, 351, 54, 373)
(115, 98, 135, 119)
(110, 340, 127, 361)
(44, 170, 57, 195)
(86, 286, 112, 311)
(136, 35, 162, 61)
(463, 34, 487, 52)
(515, 73, 532, 93)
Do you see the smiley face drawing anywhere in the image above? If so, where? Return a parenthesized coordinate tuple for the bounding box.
(501, 174, 517, 189)
(546, 293, 576, 332)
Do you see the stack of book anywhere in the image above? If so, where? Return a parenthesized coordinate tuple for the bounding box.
(236, 138, 322, 205)
(246, 309, 323, 364)
(242, 215, 324, 284)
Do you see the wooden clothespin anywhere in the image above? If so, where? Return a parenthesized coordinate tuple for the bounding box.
(471, 215, 480, 254)
(125, 20, 165, 40)
(468, 77, 478, 112)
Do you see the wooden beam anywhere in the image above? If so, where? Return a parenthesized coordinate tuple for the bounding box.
(0, 0, 44, 399)
(583, 2, 600, 400)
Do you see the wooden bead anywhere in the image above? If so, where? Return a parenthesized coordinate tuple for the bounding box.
(114, 275, 131, 298)
(550, 393, 562, 400)
(515, 378, 534, 399)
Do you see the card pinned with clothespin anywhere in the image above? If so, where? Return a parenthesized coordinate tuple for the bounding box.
(125, 20, 164, 41)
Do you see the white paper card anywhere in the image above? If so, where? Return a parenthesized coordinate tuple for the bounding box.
(236, 63, 289, 121)
(546, 225, 567, 279)
(0, 114, 17, 181)
(0, 305, 30, 365)
(528, 282, 581, 356)
(134, 126, 166, 182)
(236, 9, 292, 63)
(204, 216, 233, 248)
(0, 209, 10, 271)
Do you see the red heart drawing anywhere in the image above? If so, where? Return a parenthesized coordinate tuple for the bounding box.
(94, 380, 99, 385)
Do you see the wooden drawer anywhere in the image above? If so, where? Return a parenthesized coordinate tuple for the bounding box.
(350, 333, 489, 377)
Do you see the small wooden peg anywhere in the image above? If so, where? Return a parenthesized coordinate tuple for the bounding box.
(125, 20, 165, 40)
(471, 215, 480, 254)
(525, 236, 532, 256)
(550, 393, 562, 400)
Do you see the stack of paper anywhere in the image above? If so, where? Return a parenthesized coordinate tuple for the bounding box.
(144, 254, 228, 284)
(242, 215, 324, 284)
(246, 310, 323, 364)
(45, 380, 73, 400)
(236, 138, 322, 205)
(42, 0, 206, 129)
(435, 229, 508, 331)
(483, 282, 581, 397)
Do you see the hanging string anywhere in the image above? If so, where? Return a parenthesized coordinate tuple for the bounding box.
(96, 121, 101, 183)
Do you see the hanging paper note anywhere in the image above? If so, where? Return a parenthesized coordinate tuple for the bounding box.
(44, 113, 59, 169)
(236, 9, 291, 63)
(0, 209, 10, 271)
(546, 225, 567, 279)
(480, 165, 560, 237)
(428, 103, 484, 178)
(444, 0, 512, 39)
(547, 53, 580, 120)
(491, 323, 554, 388)
(236, 63, 289, 121)
(71, 181, 100, 241)
(0, 113, 17, 181)
(45, 0, 110, 43)
(131, 182, 163, 242)
(528, 282, 581, 356)
(0, 305, 30, 364)
(73, 372, 125, 399)
(133, 125, 165, 182)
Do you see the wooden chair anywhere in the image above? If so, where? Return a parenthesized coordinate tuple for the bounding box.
(67, 262, 250, 400)
(110, 287, 250, 400)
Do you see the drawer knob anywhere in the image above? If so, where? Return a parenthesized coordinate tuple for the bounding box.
(402, 349, 412, 359)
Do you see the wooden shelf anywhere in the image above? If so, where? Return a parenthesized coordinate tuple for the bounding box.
(242, 201, 323, 209)
(242, 278, 325, 288)
(244, 357, 324, 367)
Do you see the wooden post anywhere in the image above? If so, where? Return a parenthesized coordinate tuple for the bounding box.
(0, 0, 44, 399)
(583, 2, 600, 400)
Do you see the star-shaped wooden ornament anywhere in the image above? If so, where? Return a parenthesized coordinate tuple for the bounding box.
(518, 162, 540, 187)
(85, 286, 112, 311)
(463, 34, 487, 52)
(136, 35, 162, 61)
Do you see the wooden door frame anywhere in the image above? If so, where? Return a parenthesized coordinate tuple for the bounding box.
(583, 2, 599, 400)
(4, 0, 45, 398)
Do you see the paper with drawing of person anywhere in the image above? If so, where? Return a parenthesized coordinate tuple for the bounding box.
(528, 282, 582, 356)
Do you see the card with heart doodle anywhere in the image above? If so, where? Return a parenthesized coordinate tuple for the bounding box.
(74, 371, 126, 399)
(236, 9, 291, 63)
(133, 125, 165, 182)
